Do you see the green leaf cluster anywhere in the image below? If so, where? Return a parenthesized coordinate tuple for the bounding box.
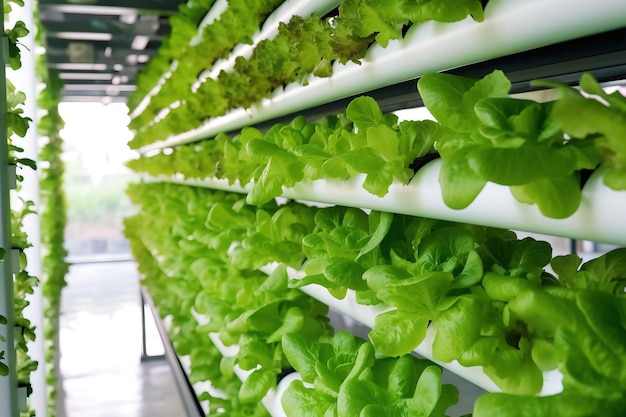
(123, 227, 270, 417)
(129, 71, 626, 223)
(129, 0, 282, 131)
(417, 71, 608, 218)
(6, 79, 33, 145)
(536, 73, 626, 191)
(128, 95, 437, 203)
(4, 20, 29, 70)
(124, 178, 626, 414)
(475, 286, 626, 417)
(281, 331, 461, 417)
(129, 0, 486, 148)
(124, 182, 333, 404)
(2, 11, 41, 404)
(10, 211, 40, 391)
(294, 207, 406, 303)
(35, 51, 71, 417)
(358, 219, 560, 395)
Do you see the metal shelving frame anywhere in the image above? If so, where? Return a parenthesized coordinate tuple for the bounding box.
(140, 286, 205, 417)
(0, 3, 19, 414)
(131, 0, 626, 415)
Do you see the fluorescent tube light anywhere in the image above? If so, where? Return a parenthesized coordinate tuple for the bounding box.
(58, 73, 114, 81)
(131, 35, 150, 50)
(63, 84, 136, 91)
(54, 32, 113, 41)
(49, 63, 107, 71)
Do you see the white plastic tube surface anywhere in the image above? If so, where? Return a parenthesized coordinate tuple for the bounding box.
(159, 158, 626, 247)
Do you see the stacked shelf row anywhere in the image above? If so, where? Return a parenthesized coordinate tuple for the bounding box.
(134, 0, 626, 153)
(126, 0, 626, 416)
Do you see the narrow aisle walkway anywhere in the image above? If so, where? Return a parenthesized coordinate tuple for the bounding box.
(58, 260, 187, 417)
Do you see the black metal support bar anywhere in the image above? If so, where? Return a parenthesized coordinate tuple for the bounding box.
(140, 286, 205, 417)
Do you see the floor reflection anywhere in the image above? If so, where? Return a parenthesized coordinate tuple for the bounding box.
(58, 261, 185, 417)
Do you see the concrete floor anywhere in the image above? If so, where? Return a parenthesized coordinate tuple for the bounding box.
(58, 260, 187, 417)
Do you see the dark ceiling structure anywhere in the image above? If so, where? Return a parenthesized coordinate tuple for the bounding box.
(38, 0, 185, 103)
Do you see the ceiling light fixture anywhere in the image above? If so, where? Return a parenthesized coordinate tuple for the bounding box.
(131, 35, 150, 51)
(59, 73, 114, 80)
(63, 84, 136, 91)
(49, 63, 107, 71)
(119, 13, 137, 24)
(54, 32, 113, 41)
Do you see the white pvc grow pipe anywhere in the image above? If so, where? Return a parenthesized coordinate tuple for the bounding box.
(155, 158, 626, 247)
(298, 282, 564, 396)
(138, 0, 626, 154)
(286, 161, 626, 246)
(255, 264, 563, 396)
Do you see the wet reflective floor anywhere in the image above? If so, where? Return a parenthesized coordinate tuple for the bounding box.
(59, 260, 186, 417)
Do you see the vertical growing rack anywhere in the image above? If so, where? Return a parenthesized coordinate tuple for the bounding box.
(126, 0, 626, 415)
(1, 3, 19, 414)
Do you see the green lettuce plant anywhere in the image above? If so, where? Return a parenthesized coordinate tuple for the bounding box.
(129, 0, 486, 148)
(535, 73, 626, 191)
(417, 70, 601, 218)
(281, 331, 465, 417)
(475, 287, 626, 417)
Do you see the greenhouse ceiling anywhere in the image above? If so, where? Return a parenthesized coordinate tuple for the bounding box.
(38, 0, 185, 103)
